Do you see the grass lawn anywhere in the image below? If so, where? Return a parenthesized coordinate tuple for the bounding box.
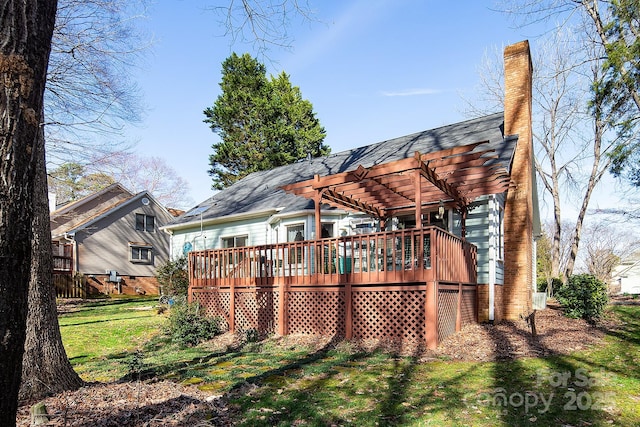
(60, 298, 640, 426)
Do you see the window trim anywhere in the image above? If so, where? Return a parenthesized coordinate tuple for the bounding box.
(220, 234, 249, 249)
(135, 213, 155, 233)
(286, 224, 305, 264)
(129, 242, 153, 264)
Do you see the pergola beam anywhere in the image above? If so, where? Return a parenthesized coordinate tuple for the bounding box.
(323, 188, 383, 218)
(280, 141, 513, 224)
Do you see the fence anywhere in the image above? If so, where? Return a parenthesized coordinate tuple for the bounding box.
(52, 242, 85, 298)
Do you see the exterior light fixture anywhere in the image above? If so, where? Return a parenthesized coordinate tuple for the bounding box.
(436, 200, 445, 220)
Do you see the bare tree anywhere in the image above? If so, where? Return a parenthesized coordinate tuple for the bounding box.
(467, 21, 632, 282)
(580, 220, 640, 282)
(87, 153, 194, 209)
(0, 0, 57, 422)
(18, 0, 316, 405)
(20, 119, 83, 402)
(497, 0, 640, 183)
(209, 0, 315, 56)
(44, 0, 148, 164)
(19, 0, 150, 403)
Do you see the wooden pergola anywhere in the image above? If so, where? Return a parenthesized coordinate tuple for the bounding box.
(282, 141, 513, 237)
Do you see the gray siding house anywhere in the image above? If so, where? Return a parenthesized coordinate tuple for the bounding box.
(51, 183, 175, 295)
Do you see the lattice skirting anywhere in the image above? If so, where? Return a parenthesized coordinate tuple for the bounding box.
(288, 290, 345, 336)
(192, 290, 231, 331)
(352, 289, 426, 342)
(235, 290, 279, 335)
(191, 283, 477, 346)
(461, 288, 477, 326)
(437, 289, 458, 342)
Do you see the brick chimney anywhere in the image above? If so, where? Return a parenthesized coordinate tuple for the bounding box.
(502, 40, 534, 320)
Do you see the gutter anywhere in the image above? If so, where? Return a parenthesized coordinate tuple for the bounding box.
(161, 208, 284, 233)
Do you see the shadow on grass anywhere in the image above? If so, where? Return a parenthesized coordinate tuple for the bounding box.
(77, 304, 638, 426)
(60, 310, 157, 327)
(485, 309, 625, 427)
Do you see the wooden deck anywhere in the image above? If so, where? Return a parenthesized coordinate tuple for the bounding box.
(188, 227, 478, 349)
(189, 227, 476, 289)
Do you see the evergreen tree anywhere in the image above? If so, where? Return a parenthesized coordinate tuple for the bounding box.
(204, 53, 329, 190)
(599, 0, 640, 185)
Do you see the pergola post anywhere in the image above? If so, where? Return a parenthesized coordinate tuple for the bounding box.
(460, 206, 468, 239)
(414, 169, 422, 229)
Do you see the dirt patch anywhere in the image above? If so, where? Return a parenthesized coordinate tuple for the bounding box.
(17, 301, 617, 426)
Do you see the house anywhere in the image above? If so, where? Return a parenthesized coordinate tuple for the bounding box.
(51, 183, 176, 296)
(162, 40, 540, 347)
(611, 252, 640, 294)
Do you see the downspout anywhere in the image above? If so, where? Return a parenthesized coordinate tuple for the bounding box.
(193, 212, 206, 250)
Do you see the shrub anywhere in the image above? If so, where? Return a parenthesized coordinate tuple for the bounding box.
(537, 277, 563, 296)
(166, 301, 221, 347)
(555, 274, 609, 323)
(156, 256, 189, 297)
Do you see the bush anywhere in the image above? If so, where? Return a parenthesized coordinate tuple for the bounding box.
(555, 274, 609, 323)
(537, 277, 563, 296)
(156, 256, 189, 297)
(166, 301, 221, 347)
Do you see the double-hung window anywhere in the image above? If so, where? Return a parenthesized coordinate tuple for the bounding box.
(129, 242, 152, 264)
(221, 235, 248, 265)
(135, 214, 155, 232)
(287, 224, 305, 264)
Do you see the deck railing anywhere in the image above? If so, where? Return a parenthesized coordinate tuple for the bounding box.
(189, 226, 476, 289)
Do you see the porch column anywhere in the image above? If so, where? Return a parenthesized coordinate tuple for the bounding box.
(414, 169, 422, 229)
(415, 170, 425, 278)
(425, 281, 437, 349)
(314, 177, 322, 239)
(229, 279, 236, 333)
(314, 188, 323, 277)
(460, 206, 468, 239)
(456, 282, 462, 332)
(277, 275, 288, 336)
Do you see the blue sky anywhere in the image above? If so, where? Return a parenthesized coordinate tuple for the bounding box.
(122, 0, 629, 220)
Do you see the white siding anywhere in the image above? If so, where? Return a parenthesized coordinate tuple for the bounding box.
(169, 212, 352, 259)
(451, 194, 505, 286)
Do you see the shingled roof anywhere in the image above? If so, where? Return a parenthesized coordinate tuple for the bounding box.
(168, 112, 515, 228)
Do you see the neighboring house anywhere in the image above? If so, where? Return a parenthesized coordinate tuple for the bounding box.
(162, 41, 540, 346)
(51, 183, 175, 295)
(611, 252, 640, 294)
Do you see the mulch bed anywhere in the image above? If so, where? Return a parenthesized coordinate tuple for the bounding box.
(17, 300, 619, 426)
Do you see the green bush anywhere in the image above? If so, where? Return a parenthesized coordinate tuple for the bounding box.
(166, 301, 221, 347)
(156, 256, 189, 297)
(536, 277, 562, 295)
(555, 274, 609, 323)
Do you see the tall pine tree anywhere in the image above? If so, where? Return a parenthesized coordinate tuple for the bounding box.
(598, 0, 640, 185)
(204, 53, 328, 190)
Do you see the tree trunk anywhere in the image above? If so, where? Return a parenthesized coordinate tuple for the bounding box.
(564, 94, 611, 279)
(0, 0, 58, 424)
(19, 119, 83, 402)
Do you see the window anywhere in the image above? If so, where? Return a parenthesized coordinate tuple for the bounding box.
(287, 224, 304, 264)
(221, 235, 248, 248)
(221, 235, 248, 265)
(321, 222, 334, 238)
(129, 243, 152, 264)
(135, 214, 155, 232)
